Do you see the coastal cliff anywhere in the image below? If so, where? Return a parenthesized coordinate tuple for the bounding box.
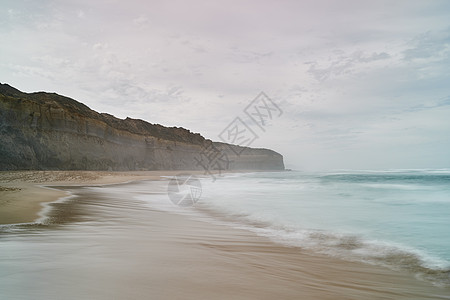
(0, 83, 284, 171)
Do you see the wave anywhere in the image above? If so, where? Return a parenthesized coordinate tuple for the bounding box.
(193, 201, 450, 288)
(328, 168, 450, 174)
(109, 173, 450, 286)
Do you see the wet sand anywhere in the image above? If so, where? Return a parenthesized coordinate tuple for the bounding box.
(1, 172, 450, 299)
(0, 170, 204, 224)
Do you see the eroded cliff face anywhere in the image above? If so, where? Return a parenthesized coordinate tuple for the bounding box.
(0, 83, 284, 171)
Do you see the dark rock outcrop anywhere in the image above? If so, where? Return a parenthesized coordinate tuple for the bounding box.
(0, 83, 284, 171)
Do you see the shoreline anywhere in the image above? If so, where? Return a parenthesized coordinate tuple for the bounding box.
(1, 171, 449, 299)
(0, 170, 210, 225)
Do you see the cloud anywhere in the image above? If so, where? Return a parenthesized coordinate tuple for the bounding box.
(1, 0, 450, 170)
(306, 50, 392, 83)
(403, 29, 450, 59)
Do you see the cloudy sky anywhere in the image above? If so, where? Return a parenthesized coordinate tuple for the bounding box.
(1, 0, 450, 170)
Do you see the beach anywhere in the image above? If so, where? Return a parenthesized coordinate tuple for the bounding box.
(0, 170, 204, 224)
(1, 171, 450, 299)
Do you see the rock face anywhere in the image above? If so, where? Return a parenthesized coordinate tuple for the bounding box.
(0, 83, 284, 171)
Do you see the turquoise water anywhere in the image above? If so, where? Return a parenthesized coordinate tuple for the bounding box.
(198, 170, 450, 285)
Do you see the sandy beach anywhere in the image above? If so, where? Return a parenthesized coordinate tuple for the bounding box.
(0, 170, 204, 224)
(1, 171, 449, 299)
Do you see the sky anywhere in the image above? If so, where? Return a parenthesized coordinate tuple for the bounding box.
(1, 0, 450, 171)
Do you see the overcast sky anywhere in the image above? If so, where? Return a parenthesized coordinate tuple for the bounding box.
(1, 0, 450, 170)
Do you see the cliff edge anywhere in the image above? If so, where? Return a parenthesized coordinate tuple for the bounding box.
(0, 83, 284, 171)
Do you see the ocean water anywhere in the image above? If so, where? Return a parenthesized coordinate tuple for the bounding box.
(189, 170, 450, 286)
(1, 169, 450, 296)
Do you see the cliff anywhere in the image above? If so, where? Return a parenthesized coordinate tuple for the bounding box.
(0, 83, 284, 171)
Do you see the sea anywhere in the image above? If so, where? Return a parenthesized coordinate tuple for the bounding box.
(95, 169, 450, 287)
(192, 170, 450, 286)
(1, 169, 450, 296)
